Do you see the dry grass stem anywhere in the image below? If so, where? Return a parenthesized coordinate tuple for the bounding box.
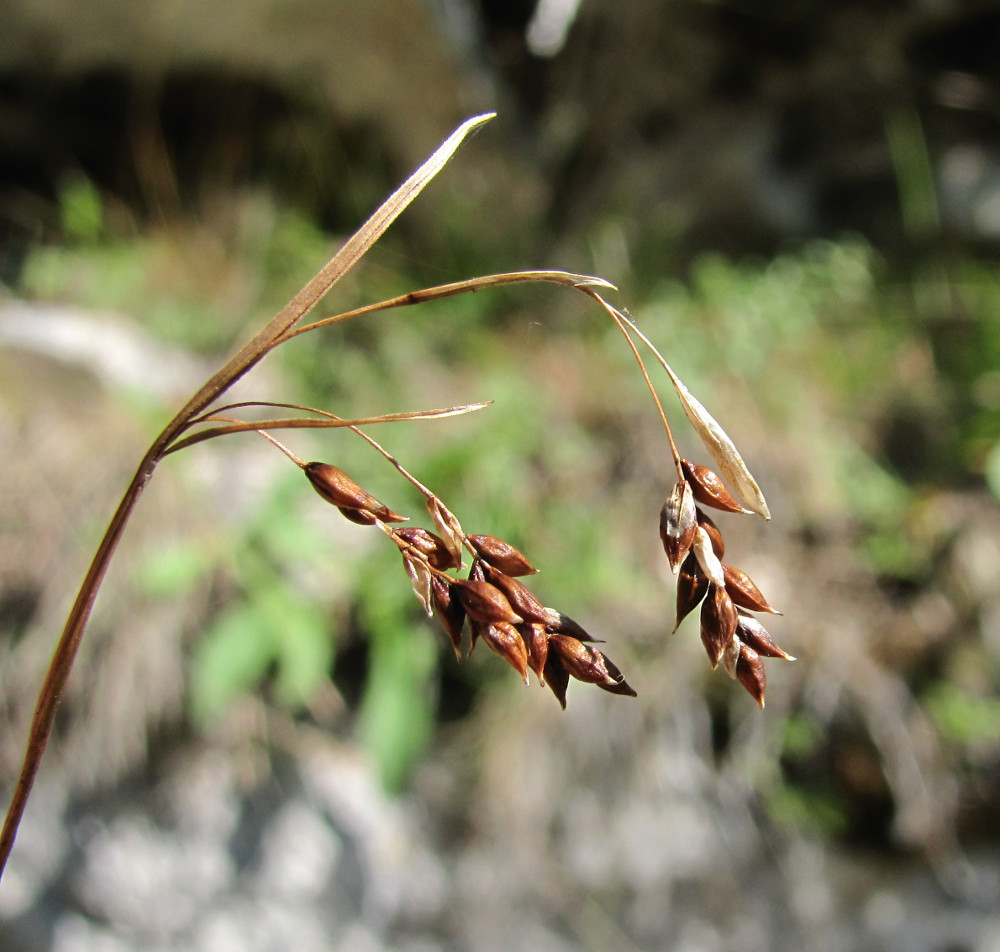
(0, 112, 788, 884)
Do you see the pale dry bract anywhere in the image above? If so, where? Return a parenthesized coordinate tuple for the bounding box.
(0, 112, 788, 883)
(666, 371, 771, 520)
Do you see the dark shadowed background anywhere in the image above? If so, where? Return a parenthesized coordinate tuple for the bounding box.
(2, 2, 1000, 950)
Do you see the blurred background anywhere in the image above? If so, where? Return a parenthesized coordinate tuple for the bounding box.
(1, 1, 1000, 950)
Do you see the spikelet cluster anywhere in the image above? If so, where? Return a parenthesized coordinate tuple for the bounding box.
(304, 461, 635, 708)
(659, 459, 793, 707)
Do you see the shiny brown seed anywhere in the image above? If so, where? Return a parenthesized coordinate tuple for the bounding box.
(394, 527, 461, 570)
(736, 643, 767, 708)
(543, 650, 570, 709)
(450, 578, 523, 625)
(431, 575, 466, 660)
(467, 535, 538, 576)
(548, 635, 637, 697)
(480, 621, 530, 684)
(521, 622, 550, 683)
(674, 551, 709, 633)
(723, 564, 781, 615)
(736, 611, 794, 661)
(337, 507, 379, 526)
(699, 583, 738, 669)
(681, 459, 753, 515)
(480, 563, 549, 624)
(659, 479, 698, 574)
(304, 462, 407, 523)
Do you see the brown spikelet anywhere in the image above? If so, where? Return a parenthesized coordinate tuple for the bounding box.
(674, 551, 710, 632)
(736, 643, 767, 708)
(681, 459, 753, 515)
(659, 479, 698, 573)
(521, 621, 550, 683)
(467, 535, 538, 576)
(736, 611, 794, 661)
(305, 462, 407, 523)
(480, 621, 530, 684)
(699, 583, 738, 669)
(394, 527, 461, 570)
(548, 635, 637, 697)
(431, 575, 466, 660)
(450, 578, 523, 625)
(543, 650, 570, 709)
(480, 563, 550, 624)
(723, 564, 781, 615)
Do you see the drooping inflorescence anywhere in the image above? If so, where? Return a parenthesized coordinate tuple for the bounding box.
(4, 113, 785, 884)
(304, 454, 636, 709)
(661, 459, 793, 708)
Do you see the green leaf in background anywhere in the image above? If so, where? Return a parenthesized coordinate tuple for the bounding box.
(189, 601, 275, 725)
(139, 539, 215, 598)
(189, 580, 333, 724)
(260, 583, 334, 710)
(925, 682, 1000, 748)
(59, 174, 104, 245)
(358, 571, 438, 793)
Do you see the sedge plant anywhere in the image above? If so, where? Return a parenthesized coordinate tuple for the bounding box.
(0, 113, 790, 882)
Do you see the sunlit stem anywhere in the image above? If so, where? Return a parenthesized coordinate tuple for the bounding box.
(583, 290, 685, 481)
(253, 430, 307, 467)
(274, 271, 615, 344)
(191, 414, 310, 467)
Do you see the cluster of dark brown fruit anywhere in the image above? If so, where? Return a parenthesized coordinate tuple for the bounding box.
(305, 461, 636, 708)
(660, 459, 793, 707)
